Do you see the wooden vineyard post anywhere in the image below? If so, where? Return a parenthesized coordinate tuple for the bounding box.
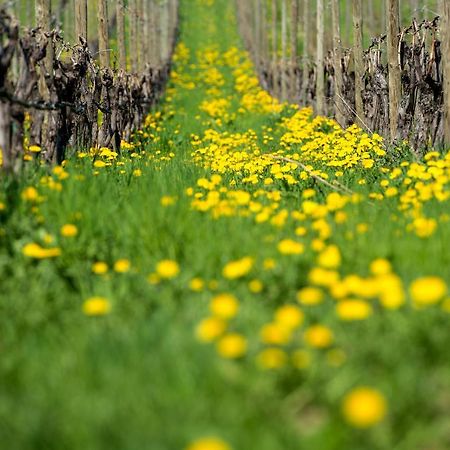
(117, 0, 126, 70)
(281, 0, 287, 101)
(443, 1, 450, 145)
(153, 0, 161, 67)
(169, 0, 178, 55)
(130, 0, 138, 72)
(386, 0, 401, 142)
(144, 0, 151, 69)
(36, 0, 53, 73)
(353, 0, 365, 127)
(97, 0, 109, 67)
(331, 0, 344, 126)
(261, 0, 268, 69)
(290, 0, 299, 101)
(137, 0, 144, 71)
(301, 0, 310, 105)
(272, 0, 279, 98)
(316, 0, 325, 115)
(75, 0, 87, 42)
(148, 0, 156, 65)
(254, 0, 261, 73)
(161, 0, 170, 64)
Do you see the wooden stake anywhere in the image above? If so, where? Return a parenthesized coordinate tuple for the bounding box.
(281, 0, 287, 101)
(301, 0, 310, 104)
(97, 0, 109, 67)
(316, 0, 325, 115)
(117, 0, 126, 70)
(254, 0, 261, 72)
(137, 0, 144, 71)
(74, 0, 87, 42)
(353, 0, 365, 127)
(272, 0, 279, 97)
(130, 0, 138, 72)
(290, 0, 298, 101)
(331, 0, 344, 125)
(386, 0, 401, 142)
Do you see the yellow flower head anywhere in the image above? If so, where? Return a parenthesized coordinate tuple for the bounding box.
(260, 323, 292, 345)
(277, 239, 304, 255)
(222, 257, 253, 279)
(156, 259, 180, 279)
(370, 258, 392, 276)
(82, 297, 111, 316)
(342, 387, 387, 428)
(21, 187, 39, 202)
(22, 243, 61, 259)
(189, 277, 205, 292)
(216, 333, 247, 359)
(60, 224, 78, 237)
(92, 261, 108, 275)
(336, 299, 373, 321)
(409, 277, 447, 307)
(256, 348, 287, 369)
(196, 317, 227, 342)
(185, 437, 231, 450)
(274, 305, 304, 329)
(304, 325, 333, 348)
(248, 279, 263, 293)
(209, 293, 239, 319)
(297, 286, 324, 306)
(114, 259, 131, 273)
(317, 245, 341, 269)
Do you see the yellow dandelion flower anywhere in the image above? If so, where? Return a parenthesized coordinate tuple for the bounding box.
(297, 286, 324, 305)
(156, 259, 180, 279)
(317, 245, 341, 269)
(92, 261, 108, 275)
(114, 259, 131, 273)
(277, 239, 304, 255)
(274, 305, 304, 329)
(260, 323, 292, 345)
(409, 277, 447, 306)
(185, 437, 231, 450)
(22, 243, 61, 259)
(82, 297, 111, 316)
(195, 317, 227, 342)
(336, 299, 373, 321)
(222, 257, 253, 279)
(342, 387, 387, 428)
(216, 333, 247, 359)
(209, 293, 239, 319)
(256, 348, 287, 369)
(189, 277, 205, 292)
(304, 325, 333, 348)
(21, 187, 39, 202)
(248, 279, 263, 293)
(60, 224, 78, 237)
(263, 258, 276, 270)
(370, 258, 391, 276)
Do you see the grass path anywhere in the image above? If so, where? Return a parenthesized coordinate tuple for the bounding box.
(1, 1, 450, 449)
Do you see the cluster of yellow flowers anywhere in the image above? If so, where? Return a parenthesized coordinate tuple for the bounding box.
(162, 35, 449, 439)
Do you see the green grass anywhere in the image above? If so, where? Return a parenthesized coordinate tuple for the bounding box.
(1, 1, 450, 449)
